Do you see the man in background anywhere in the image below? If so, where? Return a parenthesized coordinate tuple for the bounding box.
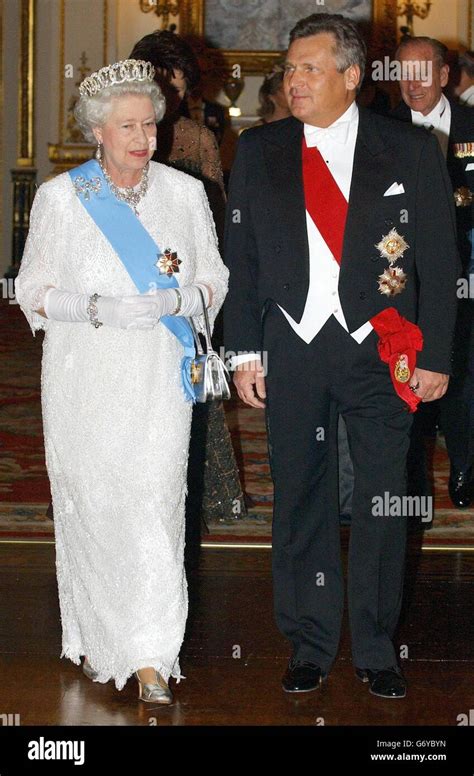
(393, 37, 474, 510)
(454, 50, 474, 107)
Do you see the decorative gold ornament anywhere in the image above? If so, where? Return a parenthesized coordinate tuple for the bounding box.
(156, 248, 182, 276)
(139, 1, 180, 30)
(375, 228, 410, 264)
(394, 1, 432, 38)
(191, 361, 202, 384)
(378, 266, 407, 296)
(394, 353, 410, 383)
(454, 186, 473, 208)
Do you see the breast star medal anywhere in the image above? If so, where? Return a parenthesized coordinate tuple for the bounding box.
(375, 228, 410, 264)
(454, 186, 473, 208)
(156, 248, 182, 276)
(375, 228, 409, 296)
(394, 353, 411, 383)
(378, 266, 407, 297)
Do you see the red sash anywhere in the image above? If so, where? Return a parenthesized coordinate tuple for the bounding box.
(370, 308, 424, 413)
(302, 136, 348, 264)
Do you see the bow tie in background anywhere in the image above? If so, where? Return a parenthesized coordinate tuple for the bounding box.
(305, 121, 350, 147)
(412, 104, 445, 133)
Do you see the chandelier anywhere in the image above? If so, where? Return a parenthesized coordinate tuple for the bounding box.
(139, 1, 180, 29)
(391, 1, 433, 37)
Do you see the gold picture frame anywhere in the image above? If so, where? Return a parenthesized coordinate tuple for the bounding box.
(48, 0, 109, 174)
(179, 0, 398, 75)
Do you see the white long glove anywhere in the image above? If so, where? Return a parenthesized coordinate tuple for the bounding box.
(43, 285, 210, 330)
(147, 283, 210, 317)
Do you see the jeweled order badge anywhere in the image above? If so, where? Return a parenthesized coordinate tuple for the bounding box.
(156, 248, 182, 276)
(375, 228, 409, 297)
(394, 353, 411, 383)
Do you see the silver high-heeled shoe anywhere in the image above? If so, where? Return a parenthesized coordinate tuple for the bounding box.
(82, 657, 99, 681)
(135, 669, 173, 704)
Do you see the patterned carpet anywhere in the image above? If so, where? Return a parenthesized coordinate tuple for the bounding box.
(1, 298, 473, 544)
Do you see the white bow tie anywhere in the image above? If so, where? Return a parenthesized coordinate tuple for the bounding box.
(305, 121, 350, 147)
(411, 103, 446, 132)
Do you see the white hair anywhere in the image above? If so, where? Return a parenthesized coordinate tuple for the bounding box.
(74, 81, 166, 143)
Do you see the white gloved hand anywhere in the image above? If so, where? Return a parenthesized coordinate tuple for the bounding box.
(43, 288, 172, 330)
(114, 285, 211, 324)
(97, 295, 160, 330)
(147, 284, 210, 317)
(43, 285, 211, 330)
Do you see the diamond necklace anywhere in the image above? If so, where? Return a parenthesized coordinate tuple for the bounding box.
(99, 160, 149, 215)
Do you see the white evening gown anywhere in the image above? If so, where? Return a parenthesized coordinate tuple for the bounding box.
(15, 161, 229, 690)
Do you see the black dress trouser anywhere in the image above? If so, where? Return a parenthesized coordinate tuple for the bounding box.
(263, 304, 413, 672)
(408, 300, 474, 492)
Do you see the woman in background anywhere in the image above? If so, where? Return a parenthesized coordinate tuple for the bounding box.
(130, 31, 246, 530)
(256, 66, 291, 125)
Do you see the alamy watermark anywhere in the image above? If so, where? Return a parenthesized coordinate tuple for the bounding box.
(457, 274, 474, 299)
(28, 736, 85, 765)
(0, 712, 20, 725)
(372, 491, 433, 522)
(372, 57, 433, 86)
(1, 278, 19, 305)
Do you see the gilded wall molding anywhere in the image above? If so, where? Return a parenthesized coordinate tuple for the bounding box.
(7, 0, 36, 277)
(0, 0, 3, 248)
(50, 0, 108, 173)
(469, 0, 473, 48)
(17, 0, 35, 166)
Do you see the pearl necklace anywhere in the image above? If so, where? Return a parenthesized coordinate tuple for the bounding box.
(99, 161, 149, 215)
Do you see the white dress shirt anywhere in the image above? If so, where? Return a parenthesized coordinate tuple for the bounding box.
(459, 84, 474, 108)
(410, 93, 451, 159)
(231, 101, 371, 370)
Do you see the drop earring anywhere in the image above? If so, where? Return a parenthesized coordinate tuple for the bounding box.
(95, 142, 102, 161)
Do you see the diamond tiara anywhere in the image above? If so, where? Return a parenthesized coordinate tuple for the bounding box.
(79, 59, 156, 98)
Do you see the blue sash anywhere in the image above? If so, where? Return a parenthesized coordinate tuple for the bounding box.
(69, 159, 196, 402)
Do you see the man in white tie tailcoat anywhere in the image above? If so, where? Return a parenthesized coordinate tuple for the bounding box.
(224, 14, 460, 698)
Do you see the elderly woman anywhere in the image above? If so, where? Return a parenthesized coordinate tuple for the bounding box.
(15, 59, 228, 704)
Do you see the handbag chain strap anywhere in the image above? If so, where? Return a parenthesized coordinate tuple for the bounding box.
(188, 286, 214, 355)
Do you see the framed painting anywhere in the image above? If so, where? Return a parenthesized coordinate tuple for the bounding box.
(179, 0, 398, 75)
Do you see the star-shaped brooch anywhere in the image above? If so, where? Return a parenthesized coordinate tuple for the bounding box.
(378, 266, 407, 296)
(375, 228, 409, 264)
(454, 186, 473, 208)
(155, 248, 182, 276)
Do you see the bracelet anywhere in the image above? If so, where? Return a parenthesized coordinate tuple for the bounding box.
(87, 293, 103, 328)
(171, 288, 182, 316)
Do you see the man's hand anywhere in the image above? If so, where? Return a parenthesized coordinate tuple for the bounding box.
(409, 367, 449, 402)
(233, 359, 266, 408)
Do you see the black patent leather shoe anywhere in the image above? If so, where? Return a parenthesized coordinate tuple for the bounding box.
(282, 660, 326, 693)
(448, 469, 472, 509)
(355, 667, 406, 698)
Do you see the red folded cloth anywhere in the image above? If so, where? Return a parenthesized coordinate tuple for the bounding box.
(369, 308, 424, 412)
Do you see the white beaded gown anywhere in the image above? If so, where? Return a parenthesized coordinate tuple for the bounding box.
(15, 161, 229, 690)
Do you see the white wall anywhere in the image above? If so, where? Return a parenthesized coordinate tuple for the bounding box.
(412, 0, 467, 49)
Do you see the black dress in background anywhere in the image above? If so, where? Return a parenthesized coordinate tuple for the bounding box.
(153, 115, 246, 531)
